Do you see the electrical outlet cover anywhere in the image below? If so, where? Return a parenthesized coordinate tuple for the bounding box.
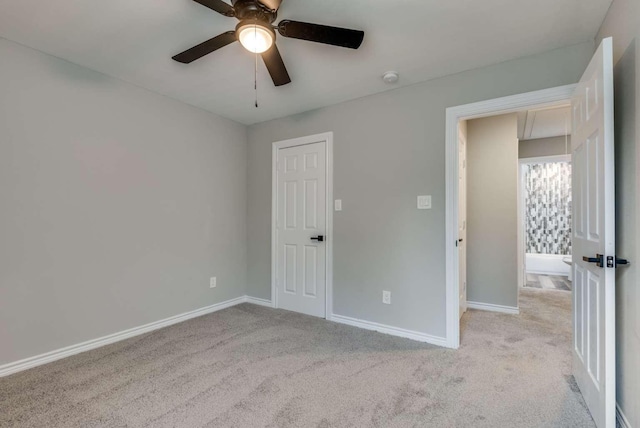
(382, 291, 391, 304)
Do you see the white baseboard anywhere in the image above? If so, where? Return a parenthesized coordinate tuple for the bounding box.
(617, 403, 632, 428)
(245, 296, 273, 307)
(0, 295, 247, 378)
(467, 301, 520, 315)
(2, 296, 458, 378)
(331, 314, 449, 348)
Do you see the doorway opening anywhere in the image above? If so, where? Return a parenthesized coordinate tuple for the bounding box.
(520, 152, 572, 293)
(446, 85, 577, 348)
(456, 104, 572, 325)
(445, 37, 616, 428)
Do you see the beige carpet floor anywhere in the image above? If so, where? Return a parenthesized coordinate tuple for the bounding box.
(0, 288, 594, 427)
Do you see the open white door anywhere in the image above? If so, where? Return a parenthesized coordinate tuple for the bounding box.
(571, 37, 615, 428)
(458, 122, 467, 318)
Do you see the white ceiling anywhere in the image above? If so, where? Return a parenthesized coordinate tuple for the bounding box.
(0, 0, 612, 125)
(517, 105, 572, 140)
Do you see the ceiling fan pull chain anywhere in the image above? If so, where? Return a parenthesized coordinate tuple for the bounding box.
(254, 25, 259, 108)
(255, 52, 259, 108)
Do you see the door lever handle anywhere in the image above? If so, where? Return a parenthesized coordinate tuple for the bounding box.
(582, 254, 604, 268)
(607, 255, 630, 268)
(310, 235, 324, 242)
(615, 257, 630, 266)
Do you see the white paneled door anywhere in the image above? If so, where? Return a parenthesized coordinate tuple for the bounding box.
(275, 141, 327, 318)
(571, 37, 615, 428)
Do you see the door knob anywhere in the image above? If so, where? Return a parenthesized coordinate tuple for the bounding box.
(310, 235, 324, 242)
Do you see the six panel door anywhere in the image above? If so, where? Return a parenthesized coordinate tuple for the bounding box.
(276, 141, 327, 318)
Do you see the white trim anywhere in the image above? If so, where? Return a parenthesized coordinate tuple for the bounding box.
(0, 296, 247, 378)
(445, 84, 576, 349)
(466, 301, 520, 315)
(616, 403, 632, 428)
(245, 296, 273, 307)
(271, 132, 334, 320)
(517, 144, 524, 292)
(331, 314, 449, 348)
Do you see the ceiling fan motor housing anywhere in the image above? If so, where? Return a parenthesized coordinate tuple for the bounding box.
(232, 0, 278, 23)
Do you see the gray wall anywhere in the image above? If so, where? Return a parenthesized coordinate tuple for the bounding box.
(519, 136, 570, 158)
(466, 114, 519, 307)
(598, 0, 640, 424)
(247, 41, 594, 338)
(0, 38, 248, 365)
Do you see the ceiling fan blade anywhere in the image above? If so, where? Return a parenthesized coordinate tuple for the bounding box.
(277, 20, 364, 49)
(261, 44, 291, 86)
(172, 31, 237, 63)
(193, 0, 235, 16)
(257, 0, 282, 11)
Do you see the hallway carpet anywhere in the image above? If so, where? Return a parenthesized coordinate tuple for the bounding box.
(0, 289, 593, 427)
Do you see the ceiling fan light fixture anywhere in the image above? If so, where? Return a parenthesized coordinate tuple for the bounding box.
(237, 21, 275, 54)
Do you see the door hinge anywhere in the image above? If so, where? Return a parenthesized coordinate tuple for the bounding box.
(607, 256, 630, 268)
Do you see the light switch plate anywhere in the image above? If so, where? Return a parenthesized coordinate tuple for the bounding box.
(335, 199, 342, 211)
(417, 195, 432, 210)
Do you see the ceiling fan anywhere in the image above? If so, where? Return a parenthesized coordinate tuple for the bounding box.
(173, 0, 365, 86)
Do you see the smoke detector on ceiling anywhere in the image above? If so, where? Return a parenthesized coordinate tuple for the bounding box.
(382, 71, 399, 84)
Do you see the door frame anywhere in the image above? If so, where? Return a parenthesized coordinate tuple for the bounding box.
(271, 132, 334, 319)
(444, 85, 576, 349)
